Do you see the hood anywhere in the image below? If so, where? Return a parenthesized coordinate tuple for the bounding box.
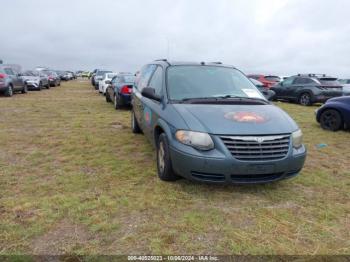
(172, 104, 298, 135)
(23, 76, 40, 81)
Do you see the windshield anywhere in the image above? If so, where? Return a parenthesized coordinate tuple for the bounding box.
(23, 70, 37, 76)
(167, 66, 265, 101)
(106, 73, 117, 79)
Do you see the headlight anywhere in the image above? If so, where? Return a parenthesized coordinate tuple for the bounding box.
(175, 130, 214, 151)
(292, 129, 303, 149)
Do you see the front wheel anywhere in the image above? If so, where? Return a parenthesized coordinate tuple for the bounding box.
(320, 109, 343, 131)
(299, 93, 312, 106)
(106, 91, 112, 102)
(22, 83, 28, 94)
(156, 133, 180, 181)
(131, 110, 142, 134)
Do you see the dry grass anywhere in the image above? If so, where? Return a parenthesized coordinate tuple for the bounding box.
(0, 80, 349, 255)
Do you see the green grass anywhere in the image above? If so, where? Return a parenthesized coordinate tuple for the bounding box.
(0, 81, 349, 255)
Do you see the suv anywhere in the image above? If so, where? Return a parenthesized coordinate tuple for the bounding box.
(0, 65, 27, 96)
(93, 70, 112, 90)
(271, 74, 343, 106)
(247, 75, 280, 88)
(131, 60, 306, 184)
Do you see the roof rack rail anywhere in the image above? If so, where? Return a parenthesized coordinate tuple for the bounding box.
(297, 73, 327, 77)
(210, 62, 222, 64)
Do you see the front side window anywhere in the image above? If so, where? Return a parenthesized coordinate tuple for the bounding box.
(148, 66, 163, 96)
(282, 77, 294, 86)
(167, 66, 264, 101)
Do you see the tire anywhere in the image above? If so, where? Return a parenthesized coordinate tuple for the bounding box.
(46, 83, 50, 89)
(299, 93, 312, 106)
(114, 93, 122, 109)
(5, 85, 13, 97)
(22, 83, 28, 94)
(156, 133, 180, 181)
(131, 110, 142, 134)
(106, 91, 112, 103)
(320, 109, 343, 131)
(38, 82, 42, 91)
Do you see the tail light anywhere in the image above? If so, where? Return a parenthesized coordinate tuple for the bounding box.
(0, 73, 6, 79)
(120, 85, 132, 94)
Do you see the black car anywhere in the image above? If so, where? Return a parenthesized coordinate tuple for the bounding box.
(271, 74, 343, 106)
(106, 73, 135, 109)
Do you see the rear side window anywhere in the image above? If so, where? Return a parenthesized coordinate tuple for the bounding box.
(135, 65, 157, 91)
(265, 76, 280, 82)
(319, 78, 340, 86)
(148, 66, 163, 96)
(282, 77, 294, 86)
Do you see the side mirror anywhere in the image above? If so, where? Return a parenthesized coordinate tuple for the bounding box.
(106, 80, 111, 84)
(141, 87, 161, 102)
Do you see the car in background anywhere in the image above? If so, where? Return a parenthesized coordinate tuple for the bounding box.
(98, 72, 118, 94)
(271, 74, 343, 106)
(20, 70, 50, 90)
(249, 78, 276, 100)
(81, 71, 90, 78)
(106, 72, 135, 109)
(131, 60, 306, 184)
(338, 79, 350, 95)
(247, 74, 280, 88)
(0, 65, 27, 96)
(316, 96, 350, 131)
(91, 69, 99, 86)
(42, 70, 61, 87)
(66, 71, 76, 80)
(93, 70, 112, 90)
(56, 71, 69, 81)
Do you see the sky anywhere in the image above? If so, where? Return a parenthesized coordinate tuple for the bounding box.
(1, 0, 350, 77)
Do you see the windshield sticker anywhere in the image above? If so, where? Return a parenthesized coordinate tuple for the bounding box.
(224, 111, 269, 123)
(242, 89, 262, 98)
(144, 107, 152, 126)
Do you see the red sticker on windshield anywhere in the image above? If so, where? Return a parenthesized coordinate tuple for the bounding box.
(224, 112, 268, 123)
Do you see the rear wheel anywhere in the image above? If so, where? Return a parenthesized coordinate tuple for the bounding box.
(131, 110, 142, 134)
(5, 85, 13, 97)
(299, 93, 312, 106)
(114, 93, 122, 109)
(320, 109, 343, 131)
(156, 133, 180, 181)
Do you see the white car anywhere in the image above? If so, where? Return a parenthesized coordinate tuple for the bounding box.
(98, 73, 118, 94)
(339, 79, 350, 96)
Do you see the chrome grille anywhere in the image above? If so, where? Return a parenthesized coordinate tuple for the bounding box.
(221, 135, 290, 161)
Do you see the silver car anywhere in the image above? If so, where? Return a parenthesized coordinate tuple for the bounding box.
(20, 70, 50, 90)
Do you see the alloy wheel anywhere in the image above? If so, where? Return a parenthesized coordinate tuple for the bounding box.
(158, 141, 165, 174)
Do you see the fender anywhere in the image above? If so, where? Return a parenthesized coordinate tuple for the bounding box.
(153, 118, 173, 148)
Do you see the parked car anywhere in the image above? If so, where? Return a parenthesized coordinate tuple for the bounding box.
(338, 79, 350, 95)
(131, 60, 306, 184)
(20, 70, 50, 90)
(0, 65, 27, 96)
(316, 96, 350, 131)
(98, 72, 118, 94)
(106, 73, 135, 109)
(91, 69, 99, 86)
(42, 70, 61, 87)
(93, 70, 112, 90)
(81, 71, 90, 78)
(247, 74, 280, 88)
(249, 78, 276, 100)
(271, 74, 343, 106)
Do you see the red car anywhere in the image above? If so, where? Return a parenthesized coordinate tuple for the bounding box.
(247, 74, 280, 88)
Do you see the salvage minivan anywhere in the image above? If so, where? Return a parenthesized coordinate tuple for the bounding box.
(131, 60, 307, 184)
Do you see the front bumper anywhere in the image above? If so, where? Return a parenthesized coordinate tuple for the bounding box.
(169, 136, 306, 184)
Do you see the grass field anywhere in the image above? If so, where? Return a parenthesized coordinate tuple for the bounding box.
(0, 80, 349, 255)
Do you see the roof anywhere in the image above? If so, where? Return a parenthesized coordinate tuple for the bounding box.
(152, 59, 235, 68)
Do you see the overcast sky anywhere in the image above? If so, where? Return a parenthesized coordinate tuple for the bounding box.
(1, 0, 350, 76)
